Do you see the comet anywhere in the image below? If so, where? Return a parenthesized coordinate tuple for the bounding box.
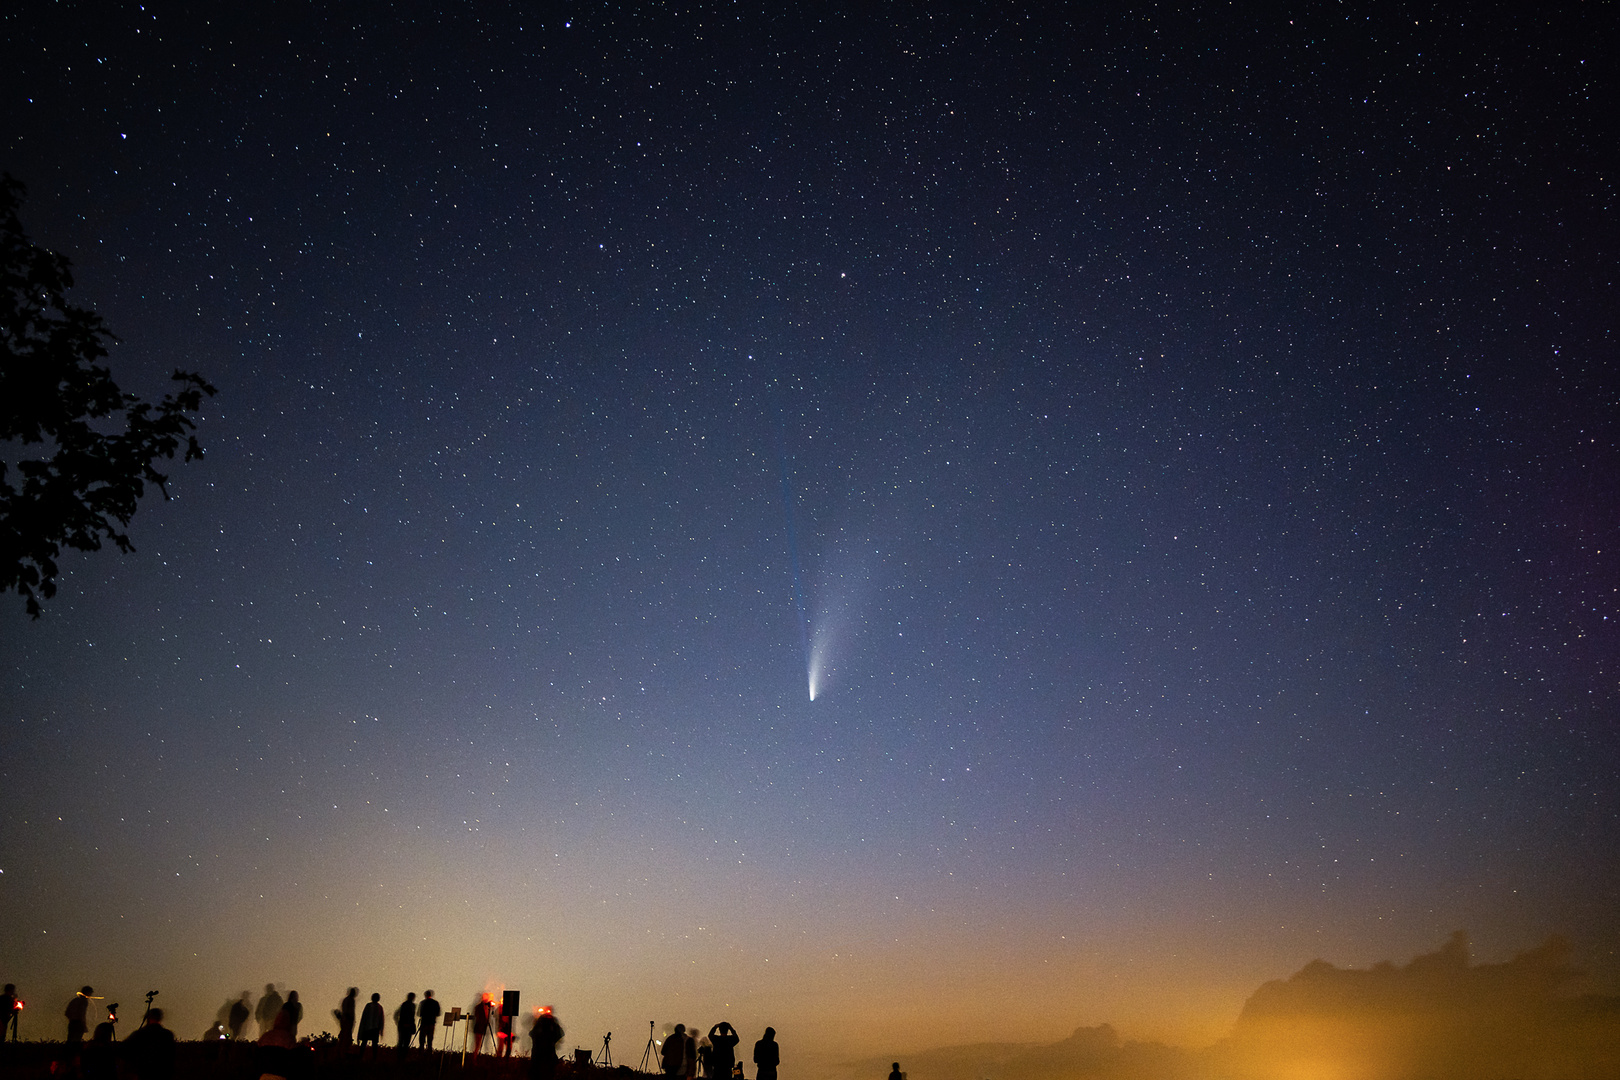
(767, 366, 814, 699)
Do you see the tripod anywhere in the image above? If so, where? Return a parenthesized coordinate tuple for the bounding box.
(596, 1032, 613, 1067)
(639, 1022, 658, 1072)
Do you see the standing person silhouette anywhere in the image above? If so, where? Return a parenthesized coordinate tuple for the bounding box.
(335, 988, 358, 1048)
(256, 1004, 297, 1080)
(255, 985, 282, 1039)
(0, 985, 20, 1042)
(471, 994, 494, 1056)
(661, 1024, 687, 1079)
(708, 1023, 740, 1080)
(357, 993, 385, 1055)
(65, 987, 94, 1050)
(395, 992, 417, 1058)
(417, 990, 441, 1050)
(496, 1007, 515, 1058)
(889, 1063, 903, 1080)
(752, 1028, 779, 1080)
(227, 993, 251, 1042)
(529, 1007, 563, 1080)
(259, 1007, 295, 1049)
(278, 991, 302, 1039)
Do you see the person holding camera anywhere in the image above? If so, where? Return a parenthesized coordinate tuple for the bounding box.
(708, 1023, 740, 1080)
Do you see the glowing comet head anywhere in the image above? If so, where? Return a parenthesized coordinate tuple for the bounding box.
(803, 549, 862, 702)
(807, 629, 830, 701)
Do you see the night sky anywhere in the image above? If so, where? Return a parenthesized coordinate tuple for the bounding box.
(3, 0, 1617, 1065)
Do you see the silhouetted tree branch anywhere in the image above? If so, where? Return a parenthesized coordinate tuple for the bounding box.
(1, 174, 216, 617)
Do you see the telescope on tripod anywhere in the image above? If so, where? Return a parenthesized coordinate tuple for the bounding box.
(639, 1021, 659, 1072)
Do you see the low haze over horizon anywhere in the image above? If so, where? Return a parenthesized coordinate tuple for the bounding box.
(3, 0, 1616, 1067)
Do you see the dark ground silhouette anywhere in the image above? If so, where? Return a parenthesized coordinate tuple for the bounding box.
(0, 1041, 638, 1080)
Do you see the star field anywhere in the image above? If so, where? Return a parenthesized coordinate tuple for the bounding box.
(2, 0, 1616, 1061)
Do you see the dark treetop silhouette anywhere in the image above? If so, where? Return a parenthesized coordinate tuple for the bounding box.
(0, 174, 214, 617)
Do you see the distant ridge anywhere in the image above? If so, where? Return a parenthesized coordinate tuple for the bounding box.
(822, 934, 1620, 1080)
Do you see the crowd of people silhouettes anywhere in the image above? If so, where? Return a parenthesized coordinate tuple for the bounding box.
(659, 1022, 778, 1080)
(0, 981, 785, 1080)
